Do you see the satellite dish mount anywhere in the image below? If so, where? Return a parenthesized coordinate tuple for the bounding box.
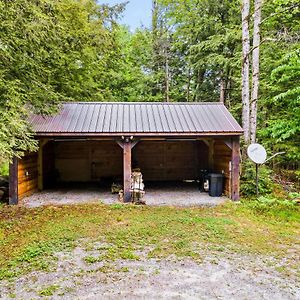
(247, 143, 285, 197)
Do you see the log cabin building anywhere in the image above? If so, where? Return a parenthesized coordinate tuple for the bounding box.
(9, 102, 243, 205)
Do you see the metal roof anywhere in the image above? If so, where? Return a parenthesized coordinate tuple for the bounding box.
(29, 102, 243, 136)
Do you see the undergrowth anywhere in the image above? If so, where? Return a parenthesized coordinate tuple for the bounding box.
(241, 160, 274, 196)
(241, 193, 299, 221)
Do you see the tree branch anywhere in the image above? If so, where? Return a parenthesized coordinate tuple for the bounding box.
(261, 4, 299, 25)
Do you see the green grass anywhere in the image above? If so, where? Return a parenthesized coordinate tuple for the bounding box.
(38, 284, 60, 296)
(0, 201, 299, 280)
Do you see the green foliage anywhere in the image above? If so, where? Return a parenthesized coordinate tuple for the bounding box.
(0, 0, 299, 177)
(241, 160, 274, 197)
(110, 203, 124, 210)
(260, 49, 300, 162)
(107, 27, 158, 101)
(84, 255, 100, 264)
(158, 0, 242, 103)
(242, 194, 299, 221)
(288, 192, 300, 201)
(257, 0, 300, 169)
(0, 0, 125, 160)
(157, 0, 299, 172)
(0, 162, 8, 176)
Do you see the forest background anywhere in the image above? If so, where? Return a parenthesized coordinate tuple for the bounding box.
(0, 0, 299, 195)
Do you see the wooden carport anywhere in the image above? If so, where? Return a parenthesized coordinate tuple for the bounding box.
(9, 102, 243, 204)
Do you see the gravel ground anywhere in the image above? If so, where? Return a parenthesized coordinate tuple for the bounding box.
(15, 184, 298, 299)
(22, 182, 227, 208)
(0, 242, 299, 300)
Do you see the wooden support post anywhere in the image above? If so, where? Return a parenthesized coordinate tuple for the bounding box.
(116, 138, 139, 203)
(9, 156, 18, 205)
(208, 139, 214, 170)
(38, 139, 48, 191)
(123, 141, 132, 202)
(231, 136, 240, 201)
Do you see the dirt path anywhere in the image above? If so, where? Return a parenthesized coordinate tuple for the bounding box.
(1, 242, 299, 300)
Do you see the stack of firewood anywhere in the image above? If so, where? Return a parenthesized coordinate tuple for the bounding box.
(114, 169, 146, 204)
(131, 169, 145, 204)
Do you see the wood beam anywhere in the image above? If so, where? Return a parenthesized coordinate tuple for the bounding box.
(231, 136, 240, 201)
(223, 139, 233, 150)
(9, 156, 18, 205)
(38, 139, 48, 191)
(36, 132, 243, 138)
(116, 140, 124, 149)
(116, 139, 139, 149)
(130, 140, 139, 149)
(208, 140, 215, 170)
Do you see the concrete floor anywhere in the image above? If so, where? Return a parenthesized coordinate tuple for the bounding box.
(22, 182, 228, 208)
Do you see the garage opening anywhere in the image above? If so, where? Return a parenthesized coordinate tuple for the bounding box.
(43, 139, 211, 194)
(42, 140, 123, 189)
(132, 139, 231, 205)
(133, 140, 208, 182)
(16, 138, 233, 206)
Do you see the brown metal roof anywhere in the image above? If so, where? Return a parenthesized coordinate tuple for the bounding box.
(29, 102, 243, 136)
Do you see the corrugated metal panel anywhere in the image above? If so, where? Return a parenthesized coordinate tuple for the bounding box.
(29, 102, 243, 135)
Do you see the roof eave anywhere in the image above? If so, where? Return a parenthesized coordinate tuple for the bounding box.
(34, 131, 243, 138)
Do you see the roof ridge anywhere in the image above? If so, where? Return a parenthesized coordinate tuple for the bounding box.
(63, 101, 224, 105)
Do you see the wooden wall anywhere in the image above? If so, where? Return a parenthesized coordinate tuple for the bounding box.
(133, 141, 208, 181)
(198, 141, 209, 171)
(15, 138, 234, 201)
(43, 141, 56, 188)
(90, 141, 122, 181)
(213, 140, 231, 196)
(54, 141, 122, 182)
(18, 152, 38, 199)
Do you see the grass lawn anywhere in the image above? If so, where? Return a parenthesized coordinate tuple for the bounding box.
(0, 201, 299, 280)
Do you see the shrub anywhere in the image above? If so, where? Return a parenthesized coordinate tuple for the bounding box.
(247, 196, 296, 212)
(242, 194, 299, 221)
(241, 160, 274, 197)
(0, 162, 9, 177)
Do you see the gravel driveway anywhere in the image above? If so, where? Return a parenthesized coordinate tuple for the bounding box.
(0, 241, 299, 300)
(22, 182, 227, 208)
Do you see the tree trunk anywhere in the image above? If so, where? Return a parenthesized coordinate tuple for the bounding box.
(152, 0, 158, 33)
(152, 0, 160, 95)
(219, 76, 226, 104)
(226, 70, 232, 108)
(241, 0, 251, 143)
(152, 0, 159, 51)
(250, 0, 262, 143)
(187, 67, 191, 102)
(194, 69, 205, 101)
(165, 48, 170, 102)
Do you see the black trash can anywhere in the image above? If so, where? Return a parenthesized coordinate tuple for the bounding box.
(208, 173, 224, 197)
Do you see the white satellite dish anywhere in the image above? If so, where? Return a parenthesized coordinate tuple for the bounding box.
(247, 143, 267, 164)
